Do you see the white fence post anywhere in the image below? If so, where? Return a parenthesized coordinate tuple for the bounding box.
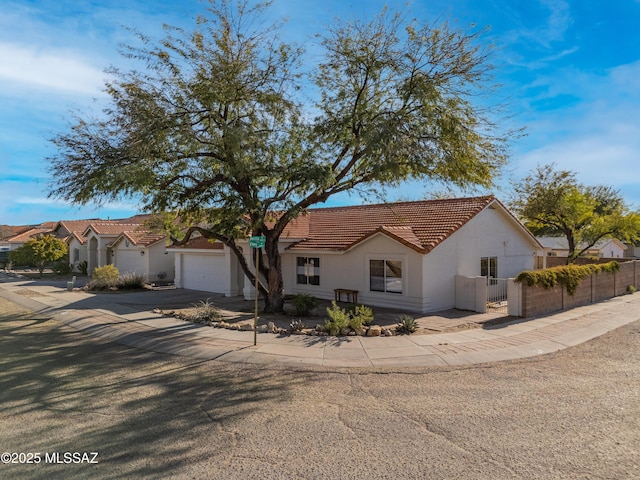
(507, 279, 522, 317)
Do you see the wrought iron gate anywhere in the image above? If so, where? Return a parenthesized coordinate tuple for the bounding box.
(486, 277, 509, 314)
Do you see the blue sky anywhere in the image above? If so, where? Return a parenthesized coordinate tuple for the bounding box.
(1, 0, 639, 225)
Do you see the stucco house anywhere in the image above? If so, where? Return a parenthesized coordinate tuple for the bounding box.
(170, 196, 542, 313)
(5, 222, 56, 250)
(50, 220, 99, 271)
(83, 222, 174, 281)
(537, 236, 627, 259)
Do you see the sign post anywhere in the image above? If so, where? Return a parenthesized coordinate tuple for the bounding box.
(249, 236, 266, 346)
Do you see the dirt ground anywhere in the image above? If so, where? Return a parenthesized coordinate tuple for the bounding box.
(1, 296, 638, 479)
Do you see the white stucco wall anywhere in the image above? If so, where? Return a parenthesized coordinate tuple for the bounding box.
(148, 242, 175, 280)
(282, 233, 426, 311)
(67, 238, 88, 271)
(421, 206, 537, 311)
(174, 246, 242, 296)
(282, 205, 537, 313)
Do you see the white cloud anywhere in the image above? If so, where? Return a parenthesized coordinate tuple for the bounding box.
(0, 42, 107, 96)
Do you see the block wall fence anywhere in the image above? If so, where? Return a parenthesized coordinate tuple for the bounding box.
(519, 260, 640, 318)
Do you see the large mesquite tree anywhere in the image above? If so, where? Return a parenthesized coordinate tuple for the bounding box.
(48, 0, 513, 311)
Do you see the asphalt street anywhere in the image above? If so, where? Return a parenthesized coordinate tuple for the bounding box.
(1, 297, 638, 479)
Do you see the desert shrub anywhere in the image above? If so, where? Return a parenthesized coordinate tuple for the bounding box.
(396, 315, 418, 334)
(351, 304, 374, 326)
(288, 319, 306, 333)
(322, 301, 350, 335)
(53, 260, 73, 275)
(188, 299, 221, 323)
(119, 272, 147, 290)
(291, 293, 318, 316)
(627, 285, 637, 294)
(78, 261, 88, 275)
(323, 302, 374, 335)
(89, 264, 120, 290)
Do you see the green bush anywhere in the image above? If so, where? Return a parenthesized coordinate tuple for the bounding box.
(515, 261, 620, 296)
(78, 261, 88, 275)
(323, 301, 374, 335)
(627, 285, 637, 294)
(89, 264, 120, 290)
(53, 260, 73, 275)
(119, 272, 147, 290)
(351, 304, 374, 326)
(323, 301, 350, 335)
(396, 315, 418, 334)
(291, 293, 318, 316)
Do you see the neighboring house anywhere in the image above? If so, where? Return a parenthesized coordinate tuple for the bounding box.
(1, 224, 32, 248)
(624, 242, 640, 258)
(5, 222, 56, 250)
(51, 219, 100, 271)
(537, 236, 627, 259)
(83, 221, 174, 281)
(171, 236, 244, 296)
(170, 196, 542, 313)
(109, 230, 175, 282)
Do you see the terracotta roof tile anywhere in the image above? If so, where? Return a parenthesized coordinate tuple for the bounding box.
(83, 222, 144, 236)
(168, 236, 224, 250)
(110, 231, 167, 248)
(7, 226, 55, 243)
(287, 196, 496, 253)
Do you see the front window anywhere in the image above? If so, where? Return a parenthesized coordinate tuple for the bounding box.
(370, 259, 403, 294)
(296, 257, 320, 285)
(481, 257, 498, 284)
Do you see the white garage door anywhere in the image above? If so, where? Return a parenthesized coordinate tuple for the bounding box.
(181, 254, 227, 293)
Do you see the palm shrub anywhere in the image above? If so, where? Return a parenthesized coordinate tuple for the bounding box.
(396, 315, 418, 334)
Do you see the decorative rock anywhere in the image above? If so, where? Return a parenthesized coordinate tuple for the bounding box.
(367, 325, 382, 337)
(240, 323, 253, 331)
(383, 328, 394, 336)
(267, 321, 276, 333)
(340, 327, 351, 336)
(353, 327, 366, 336)
(257, 324, 268, 333)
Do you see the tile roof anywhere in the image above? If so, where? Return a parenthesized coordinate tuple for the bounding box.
(83, 222, 144, 236)
(286, 196, 497, 253)
(7, 226, 55, 243)
(110, 231, 167, 248)
(168, 236, 224, 250)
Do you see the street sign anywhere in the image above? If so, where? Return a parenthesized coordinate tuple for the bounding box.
(249, 236, 266, 248)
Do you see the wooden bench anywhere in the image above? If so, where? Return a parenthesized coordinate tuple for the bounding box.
(334, 288, 359, 304)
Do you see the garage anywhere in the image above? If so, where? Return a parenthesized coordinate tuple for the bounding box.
(180, 253, 228, 293)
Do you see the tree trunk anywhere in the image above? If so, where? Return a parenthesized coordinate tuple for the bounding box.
(262, 235, 285, 313)
(566, 231, 577, 264)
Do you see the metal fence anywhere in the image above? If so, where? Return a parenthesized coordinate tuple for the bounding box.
(486, 277, 509, 315)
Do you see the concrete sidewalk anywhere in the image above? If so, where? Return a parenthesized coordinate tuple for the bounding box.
(1, 275, 639, 368)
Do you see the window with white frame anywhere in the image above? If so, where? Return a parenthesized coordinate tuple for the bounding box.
(481, 256, 498, 284)
(369, 259, 403, 294)
(296, 257, 320, 285)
